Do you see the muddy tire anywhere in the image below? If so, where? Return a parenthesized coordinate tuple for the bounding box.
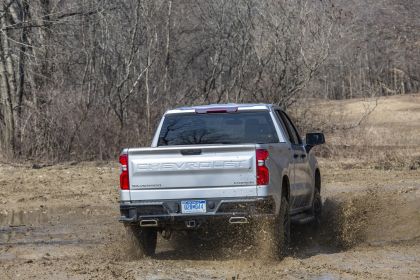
(273, 196, 291, 259)
(127, 225, 157, 257)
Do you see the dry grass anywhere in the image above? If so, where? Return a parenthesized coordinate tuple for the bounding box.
(298, 94, 420, 169)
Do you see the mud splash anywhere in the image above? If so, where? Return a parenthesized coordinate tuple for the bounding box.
(296, 186, 420, 253)
(140, 186, 420, 260)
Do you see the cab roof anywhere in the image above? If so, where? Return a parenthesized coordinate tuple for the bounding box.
(165, 103, 277, 115)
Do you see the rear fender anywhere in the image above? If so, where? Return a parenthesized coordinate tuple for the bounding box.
(263, 145, 292, 215)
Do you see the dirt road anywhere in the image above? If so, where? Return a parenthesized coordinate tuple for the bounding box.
(1, 160, 419, 279)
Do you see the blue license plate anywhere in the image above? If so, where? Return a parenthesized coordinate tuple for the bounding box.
(181, 200, 206, 214)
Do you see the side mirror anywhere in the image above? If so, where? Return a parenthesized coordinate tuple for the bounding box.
(305, 133, 325, 152)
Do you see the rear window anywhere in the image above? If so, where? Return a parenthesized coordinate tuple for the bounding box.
(157, 111, 279, 146)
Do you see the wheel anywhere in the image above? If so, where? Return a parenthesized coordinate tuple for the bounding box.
(126, 224, 157, 257)
(273, 196, 291, 259)
(311, 189, 322, 227)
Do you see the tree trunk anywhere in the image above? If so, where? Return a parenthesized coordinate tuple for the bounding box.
(163, 0, 172, 95)
(0, 12, 16, 155)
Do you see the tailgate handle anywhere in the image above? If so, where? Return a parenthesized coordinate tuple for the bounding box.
(181, 149, 202, 155)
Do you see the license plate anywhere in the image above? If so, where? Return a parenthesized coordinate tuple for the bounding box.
(181, 200, 206, 214)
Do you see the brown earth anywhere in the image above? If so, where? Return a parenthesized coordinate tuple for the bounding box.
(1, 94, 420, 279)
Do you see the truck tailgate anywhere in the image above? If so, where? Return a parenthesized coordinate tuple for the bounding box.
(127, 145, 257, 200)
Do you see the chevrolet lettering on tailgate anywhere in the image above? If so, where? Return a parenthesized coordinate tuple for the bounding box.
(135, 159, 252, 172)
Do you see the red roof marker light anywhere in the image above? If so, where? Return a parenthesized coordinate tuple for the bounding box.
(195, 106, 238, 114)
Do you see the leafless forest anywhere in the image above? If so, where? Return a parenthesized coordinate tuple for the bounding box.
(1, 0, 419, 161)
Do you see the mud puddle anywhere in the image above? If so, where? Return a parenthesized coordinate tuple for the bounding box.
(0, 205, 120, 263)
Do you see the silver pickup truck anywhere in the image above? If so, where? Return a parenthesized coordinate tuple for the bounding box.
(118, 104, 325, 258)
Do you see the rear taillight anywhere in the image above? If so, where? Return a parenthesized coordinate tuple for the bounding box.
(119, 153, 129, 190)
(256, 149, 269, 185)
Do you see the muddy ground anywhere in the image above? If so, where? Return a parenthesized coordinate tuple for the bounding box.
(0, 160, 419, 279)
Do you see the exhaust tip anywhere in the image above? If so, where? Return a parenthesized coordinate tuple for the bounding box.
(229, 217, 249, 224)
(140, 219, 158, 227)
(185, 220, 196, 228)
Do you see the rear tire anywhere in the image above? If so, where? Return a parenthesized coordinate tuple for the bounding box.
(127, 225, 157, 257)
(274, 196, 291, 259)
